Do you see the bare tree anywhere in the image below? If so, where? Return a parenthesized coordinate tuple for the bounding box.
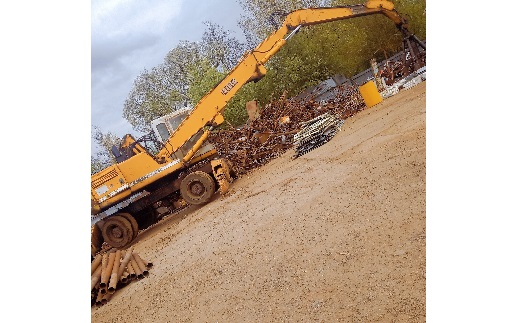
(91, 126, 121, 174)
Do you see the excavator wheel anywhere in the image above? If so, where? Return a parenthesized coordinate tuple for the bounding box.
(118, 212, 139, 240)
(101, 215, 134, 248)
(180, 171, 216, 205)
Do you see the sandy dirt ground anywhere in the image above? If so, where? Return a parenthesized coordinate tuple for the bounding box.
(91, 82, 426, 322)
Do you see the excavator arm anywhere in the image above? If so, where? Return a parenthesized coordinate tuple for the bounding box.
(155, 0, 422, 164)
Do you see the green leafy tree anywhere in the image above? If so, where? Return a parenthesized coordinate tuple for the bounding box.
(228, 0, 425, 114)
(187, 59, 226, 104)
(330, 0, 426, 56)
(123, 65, 181, 134)
(120, 0, 426, 134)
(91, 155, 106, 175)
(163, 40, 201, 98)
(123, 41, 201, 134)
(123, 22, 248, 133)
(188, 23, 250, 126)
(238, 0, 330, 46)
(392, 0, 426, 39)
(200, 22, 247, 72)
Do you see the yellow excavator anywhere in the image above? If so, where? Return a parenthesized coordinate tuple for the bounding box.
(91, 0, 425, 256)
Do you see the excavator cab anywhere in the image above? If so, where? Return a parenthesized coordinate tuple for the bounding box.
(111, 133, 162, 163)
(151, 108, 217, 161)
(151, 107, 192, 143)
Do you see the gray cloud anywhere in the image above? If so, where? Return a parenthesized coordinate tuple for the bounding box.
(91, 34, 159, 80)
(91, 0, 245, 155)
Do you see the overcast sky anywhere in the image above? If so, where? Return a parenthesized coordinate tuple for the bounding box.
(91, 0, 245, 154)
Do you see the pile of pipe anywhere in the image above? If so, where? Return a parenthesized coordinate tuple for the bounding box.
(91, 247, 153, 307)
(292, 113, 345, 159)
(208, 84, 365, 176)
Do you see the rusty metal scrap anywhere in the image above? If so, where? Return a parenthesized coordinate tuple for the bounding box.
(208, 84, 365, 175)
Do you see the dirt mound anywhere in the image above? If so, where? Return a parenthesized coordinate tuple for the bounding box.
(91, 82, 426, 322)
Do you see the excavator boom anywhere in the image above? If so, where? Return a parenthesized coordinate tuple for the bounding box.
(155, 0, 417, 163)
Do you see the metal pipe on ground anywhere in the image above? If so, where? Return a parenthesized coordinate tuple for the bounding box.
(101, 291, 112, 305)
(130, 256, 142, 279)
(127, 260, 136, 280)
(91, 254, 102, 275)
(99, 253, 109, 290)
(133, 253, 149, 277)
(91, 252, 156, 307)
(95, 289, 104, 306)
(134, 253, 152, 270)
(117, 247, 134, 279)
(100, 252, 116, 291)
(91, 264, 102, 291)
(120, 271, 129, 284)
(108, 250, 121, 293)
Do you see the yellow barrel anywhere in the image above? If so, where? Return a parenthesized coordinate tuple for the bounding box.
(359, 81, 383, 108)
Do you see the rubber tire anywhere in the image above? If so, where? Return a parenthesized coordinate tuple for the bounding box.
(118, 212, 139, 240)
(101, 215, 134, 248)
(180, 171, 216, 205)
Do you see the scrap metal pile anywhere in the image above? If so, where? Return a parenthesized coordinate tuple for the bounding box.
(91, 247, 153, 307)
(380, 65, 426, 99)
(208, 84, 365, 175)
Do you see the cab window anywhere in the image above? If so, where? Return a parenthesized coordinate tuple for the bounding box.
(156, 123, 170, 142)
(168, 112, 188, 132)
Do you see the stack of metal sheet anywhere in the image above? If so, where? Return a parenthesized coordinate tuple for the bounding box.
(292, 113, 344, 159)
